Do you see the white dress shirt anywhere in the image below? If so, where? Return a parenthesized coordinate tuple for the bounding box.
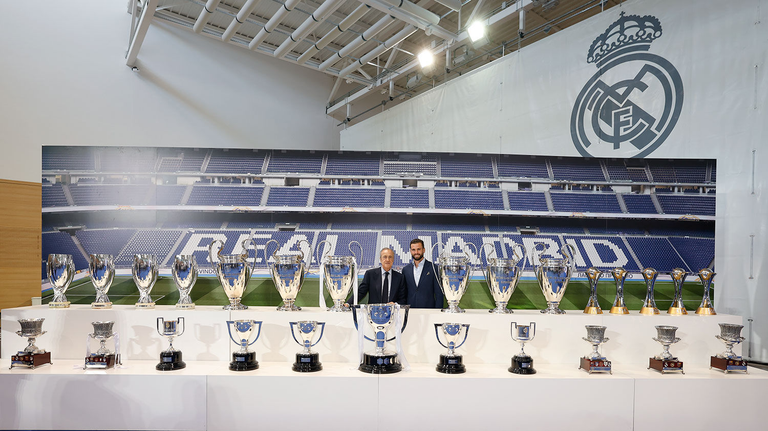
(412, 258, 425, 286)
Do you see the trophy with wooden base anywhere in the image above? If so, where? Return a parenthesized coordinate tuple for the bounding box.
(84, 321, 120, 369)
(649, 325, 684, 374)
(10, 318, 52, 370)
(579, 325, 611, 374)
(711, 323, 747, 373)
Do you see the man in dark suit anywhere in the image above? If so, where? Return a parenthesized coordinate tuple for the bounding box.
(350, 248, 407, 305)
(402, 238, 444, 308)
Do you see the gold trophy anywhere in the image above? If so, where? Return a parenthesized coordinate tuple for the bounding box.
(695, 268, 716, 315)
(583, 267, 603, 314)
(639, 267, 660, 315)
(609, 267, 629, 315)
(668, 268, 688, 315)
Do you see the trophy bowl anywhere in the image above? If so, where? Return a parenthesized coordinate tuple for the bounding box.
(716, 323, 745, 359)
(47, 254, 74, 308)
(266, 239, 310, 311)
(653, 325, 681, 360)
(316, 239, 361, 312)
(133, 254, 159, 309)
(433, 242, 477, 314)
(172, 255, 198, 309)
(209, 238, 257, 310)
(483, 242, 525, 314)
(534, 243, 576, 314)
(11, 318, 51, 370)
(89, 254, 115, 309)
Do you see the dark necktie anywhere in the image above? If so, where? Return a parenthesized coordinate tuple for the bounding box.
(382, 271, 389, 302)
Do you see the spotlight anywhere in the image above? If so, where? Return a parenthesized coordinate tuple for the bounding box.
(468, 21, 490, 47)
(418, 50, 434, 68)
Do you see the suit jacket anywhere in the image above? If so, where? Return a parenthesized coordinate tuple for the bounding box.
(402, 260, 444, 309)
(352, 267, 407, 305)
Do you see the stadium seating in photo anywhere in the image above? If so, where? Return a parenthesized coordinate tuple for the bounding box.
(624, 237, 690, 272)
(440, 155, 494, 178)
(267, 152, 322, 174)
(266, 187, 310, 207)
(115, 230, 184, 267)
(76, 229, 138, 258)
(186, 185, 264, 206)
(648, 160, 707, 183)
(69, 185, 151, 206)
(325, 153, 380, 175)
(656, 194, 715, 216)
(550, 192, 622, 213)
(667, 237, 715, 271)
(389, 188, 429, 208)
(42, 184, 69, 208)
(561, 235, 640, 271)
(42, 146, 95, 171)
(315, 231, 377, 267)
(205, 149, 265, 174)
(497, 155, 549, 179)
(550, 158, 606, 182)
(506, 191, 548, 211)
(155, 185, 187, 205)
(313, 187, 385, 207)
(434, 189, 504, 210)
(621, 194, 658, 214)
(41, 232, 89, 275)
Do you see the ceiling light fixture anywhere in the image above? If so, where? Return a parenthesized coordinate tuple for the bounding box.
(418, 50, 434, 68)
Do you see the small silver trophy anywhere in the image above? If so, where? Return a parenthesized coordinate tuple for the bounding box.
(509, 322, 536, 374)
(583, 267, 603, 314)
(89, 254, 115, 309)
(434, 323, 470, 373)
(84, 321, 121, 369)
(433, 242, 477, 313)
(156, 317, 186, 371)
(639, 267, 660, 315)
(482, 242, 525, 314)
(668, 268, 688, 315)
(289, 321, 326, 372)
(695, 268, 716, 315)
(227, 319, 263, 371)
(609, 267, 630, 315)
(209, 237, 257, 310)
(534, 243, 576, 314)
(133, 254, 159, 309)
(172, 255, 198, 309)
(10, 318, 52, 369)
(649, 325, 684, 374)
(580, 325, 611, 374)
(266, 239, 310, 311)
(711, 323, 747, 373)
(352, 303, 410, 374)
(315, 240, 361, 312)
(47, 254, 74, 308)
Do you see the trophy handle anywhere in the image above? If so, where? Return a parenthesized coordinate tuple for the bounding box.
(350, 305, 375, 342)
(314, 239, 332, 267)
(533, 242, 547, 266)
(456, 324, 470, 350)
(348, 241, 363, 268)
(560, 243, 576, 268)
(530, 322, 536, 338)
(433, 324, 449, 349)
(298, 239, 312, 273)
(241, 237, 258, 275)
(430, 242, 444, 291)
(264, 239, 279, 266)
(208, 240, 224, 264)
(511, 243, 527, 268)
(249, 321, 263, 345)
(510, 322, 518, 341)
(226, 320, 239, 345)
(480, 242, 496, 265)
(384, 304, 409, 342)
(177, 317, 185, 337)
(311, 322, 326, 347)
(463, 242, 479, 268)
(288, 322, 302, 346)
(156, 317, 164, 337)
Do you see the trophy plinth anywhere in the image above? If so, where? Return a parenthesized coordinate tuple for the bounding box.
(436, 354, 465, 374)
(230, 351, 259, 371)
(91, 302, 113, 309)
(509, 353, 536, 374)
(11, 351, 51, 370)
(176, 303, 195, 310)
(580, 357, 612, 374)
(609, 305, 629, 315)
(48, 301, 71, 309)
(157, 350, 186, 371)
(648, 357, 684, 374)
(667, 306, 688, 315)
(639, 306, 660, 315)
(710, 356, 747, 373)
(583, 306, 602, 314)
(696, 306, 716, 315)
(277, 299, 302, 312)
(360, 353, 402, 374)
(136, 302, 155, 309)
(293, 352, 322, 372)
(84, 353, 116, 369)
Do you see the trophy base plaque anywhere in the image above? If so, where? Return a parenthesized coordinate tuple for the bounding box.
(176, 303, 195, 310)
(293, 352, 322, 372)
(10, 351, 52, 369)
(436, 354, 465, 374)
(359, 353, 401, 374)
(710, 356, 748, 373)
(48, 301, 70, 309)
(667, 306, 687, 315)
(580, 357, 612, 374)
(583, 306, 602, 315)
(696, 306, 716, 315)
(509, 354, 536, 374)
(648, 357, 684, 374)
(230, 351, 259, 371)
(639, 306, 660, 315)
(84, 353, 117, 369)
(91, 302, 112, 309)
(135, 302, 155, 309)
(157, 351, 186, 371)
(609, 306, 629, 315)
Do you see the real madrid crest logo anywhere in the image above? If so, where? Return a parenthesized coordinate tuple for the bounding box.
(570, 12, 684, 158)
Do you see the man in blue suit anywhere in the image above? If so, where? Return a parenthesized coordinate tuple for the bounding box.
(350, 248, 407, 305)
(402, 239, 444, 308)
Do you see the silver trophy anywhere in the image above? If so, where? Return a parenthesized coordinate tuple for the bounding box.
(609, 267, 630, 315)
(649, 325, 684, 374)
(352, 303, 410, 374)
(482, 242, 525, 314)
(509, 322, 536, 374)
(133, 254, 159, 309)
(534, 243, 576, 314)
(227, 319, 263, 371)
(89, 254, 115, 309)
(290, 321, 326, 372)
(47, 254, 74, 308)
(712, 323, 747, 373)
(266, 239, 310, 311)
(668, 268, 688, 315)
(84, 321, 120, 369)
(695, 268, 716, 315)
(157, 317, 186, 371)
(639, 267, 660, 315)
(432, 242, 477, 313)
(434, 323, 470, 373)
(315, 240, 361, 312)
(209, 237, 257, 310)
(172, 255, 198, 309)
(10, 318, 52, 369)
(583, 267, 603, 314)
(580, 325, 611, 374)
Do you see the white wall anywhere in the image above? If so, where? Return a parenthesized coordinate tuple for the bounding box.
(0, 1, 340, 184)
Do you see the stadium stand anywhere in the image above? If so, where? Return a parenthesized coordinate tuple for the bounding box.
(69, 185, 150, 206)
(390, 188, 430, 208)
(41, 232, 89, 274)
(42, 184, 69, 208)
(325, 153, 380, 176)
(155, 185, 188, 206)
(42, 146, 95, 171)
(668, 237, 715, 271)
(267, 152, 323, 174)
(434, 190, 504, 210)
(550, 192, 622, 213)
(440, 155, 494, 178)
(625, 236, 690, 272)
(76, 229, 137, 257)
(550, 158, 606, 182)
(497, 155, 549, 179)
(186, 185, 264, 206)
(562, 235, 640, 271)
(313, 188, 385, 208)
(507, 191, 549, 211)
(266, 187, 310, 207)
(656, 194, 716, 216)
(622, 194, 658, 214)
(206, 149, 264, 174)
(115, 230, 184, 266)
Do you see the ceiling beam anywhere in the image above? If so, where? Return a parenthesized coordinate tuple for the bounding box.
(126, 0, 160, 67)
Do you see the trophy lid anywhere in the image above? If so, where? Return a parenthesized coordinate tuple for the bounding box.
(18, 318, 45, 337)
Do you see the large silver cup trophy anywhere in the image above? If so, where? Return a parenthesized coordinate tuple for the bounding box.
(172, 255, 198, 309)
(668, 268, 688, 315)
(84, 321, 120, 369)
(609, 267, 630, 315)
(156, 317, 186, 371)
(432, 242, 477, 313)
(649, 325, 684, 374)
(10, 318, 52, 369)
(580, 325, 611, 374)
(711, 323, 747, 373)
(209, 237, 257, 310)
(583, 267, 603, 314)
(695, 268, 716, 315)
(266, 239, 310, 311)
(290, 321, 326, 372)
(89, 254, 115, 309)
(352, 303, 410, 374)
(315, 240, 361, 311)
(133, 254, 159, 309)
(434, 323, 470, 373)
(509, 322, 536, 374)
(47, 254, 74, 308)
(482, 242, 525, 314)
(639, 267, 660, 315)
(227, 319, 263, 371)
(534, 243, 576, 314)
